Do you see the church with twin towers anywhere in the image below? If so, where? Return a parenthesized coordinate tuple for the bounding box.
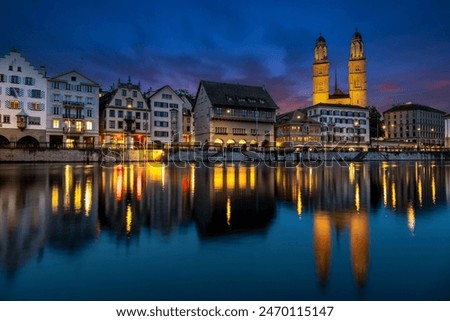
(312, 31, 367, 107)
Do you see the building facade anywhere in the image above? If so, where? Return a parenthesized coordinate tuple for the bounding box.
(383, 102, 446, 149)
(275, 109, 321, 146)
(305, 103, 370, 149)
(193, 80, 278, 147)
(445, 114, 450, 148)
(146, 85, 183, 144)
(47, 70, 100, 148)
(0, 50, 47, 147)
(99, 79, 150, 148)
(313, 31, 367, 107)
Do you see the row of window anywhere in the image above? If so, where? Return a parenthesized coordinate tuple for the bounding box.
(114, 99, 145, 108)
(0, 100, 46, 111)
(214, 128, 261, 135)
(0, 114, 41, 125)
(319, 117, 367, 125)
(0, 87, 45, 99)
(52, 107, 93, 118)
(52, 119, 93, 131)
(108, 109, 148, 119)
(386, 111, 442, 120)
(225, 95, 266, 104)
(119, 89, 139, 97)
(154, 101, 179, 108)
(214, 107, 274, 119)
(52, 95, 94, 105)
(51, 82, 95, 93)
(108, 120, 148, 130)
(314, 109, 367, 117)
(154, 111, 169, 117)
(0, 74, 37, 86)
(154, 121, 168, 127)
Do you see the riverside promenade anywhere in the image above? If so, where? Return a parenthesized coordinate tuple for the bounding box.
(1, 147, 449, 163)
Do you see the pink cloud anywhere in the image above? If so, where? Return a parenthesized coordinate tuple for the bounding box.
(377, 82, 401, 93)
(427, 80, 450, 90)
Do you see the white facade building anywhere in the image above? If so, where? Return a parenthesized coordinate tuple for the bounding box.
(147, 85, 183, 144)
(47, 70, 100, 147)
(305, 103, 370, 150)
(444, 113, 450, 148)
(0, 49, 47, 147)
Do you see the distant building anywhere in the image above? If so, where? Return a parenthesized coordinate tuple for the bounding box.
(193, 80, 278, 147)
(305, 103, 370, 149)
(146, 85, 183, 144)
(99, 79, 150, 148)
(275, 109, 321, 146)
(179, 94, 194, 143)
(313, 31, 367, 107)
(383, 102, 446, 149)
(445, 114, 450, 148)
(0, 49, 47, 147)
(47, 70, 100, 148)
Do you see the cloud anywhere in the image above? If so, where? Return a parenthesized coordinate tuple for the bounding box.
(427, 80, 450, 90)
(376, 82, 401, 93)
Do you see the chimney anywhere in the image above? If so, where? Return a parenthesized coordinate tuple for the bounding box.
(38, 65, 46, 77)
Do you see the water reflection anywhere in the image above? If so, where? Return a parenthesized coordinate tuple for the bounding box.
(0, 162, 449, 299)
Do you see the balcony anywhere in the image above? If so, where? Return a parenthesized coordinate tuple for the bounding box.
(124, 125, 136, 133)
(63, 114, 85, 120)
(63, 101, 85, 108)
(63, 126, 85, 134)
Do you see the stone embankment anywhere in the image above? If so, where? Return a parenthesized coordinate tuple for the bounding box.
(1, 148, 448, 163)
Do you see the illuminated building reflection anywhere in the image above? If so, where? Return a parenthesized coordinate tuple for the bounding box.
(193, 164, 275, 237)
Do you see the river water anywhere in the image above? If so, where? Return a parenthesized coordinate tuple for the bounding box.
(0, 161, 449, 300)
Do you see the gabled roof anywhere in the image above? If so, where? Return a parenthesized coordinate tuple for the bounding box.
(197, 80, 278, 110)
(384, 102, 447, 114)
(148, 85, 180, 100)
(49, 69, 100, 86)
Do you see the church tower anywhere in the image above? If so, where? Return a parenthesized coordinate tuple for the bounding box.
(348, 31, 367, 106)
(312, 34, 330, 105)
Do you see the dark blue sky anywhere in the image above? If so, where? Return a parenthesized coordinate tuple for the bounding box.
(2, 0, 449, 112)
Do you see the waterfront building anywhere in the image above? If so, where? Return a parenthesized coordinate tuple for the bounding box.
(180, 94, 194, 143)
(304, 103, 370, 150)
(193, 80, 278, 147)
(383, 102, 446, 149)
(99, 78, 150, 148)
(445, 113, 450, 148)
(275, 109, 321, 146)
(0, 49, 47, 147)
(182, 106, 193, 143)
(313, 31, 367, 106)
(146, 85, 184, 145)
(47, 70, 100, 148)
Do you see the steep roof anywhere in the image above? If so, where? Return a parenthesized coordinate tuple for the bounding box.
(384, 102, 446, 114)
(198, 80, 278, 110)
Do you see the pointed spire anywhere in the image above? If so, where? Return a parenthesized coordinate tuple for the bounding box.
(128, 75, 131, 84)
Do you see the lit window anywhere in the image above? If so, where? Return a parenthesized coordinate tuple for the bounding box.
(53, 119, 60, 129)
(10, 100, 20, 109)
(86, 121, 92, 130)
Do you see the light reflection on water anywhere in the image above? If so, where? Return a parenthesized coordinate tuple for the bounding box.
(0, 162, 449, 300)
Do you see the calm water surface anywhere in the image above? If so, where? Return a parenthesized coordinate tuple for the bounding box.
(0, 161, 449, 300)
